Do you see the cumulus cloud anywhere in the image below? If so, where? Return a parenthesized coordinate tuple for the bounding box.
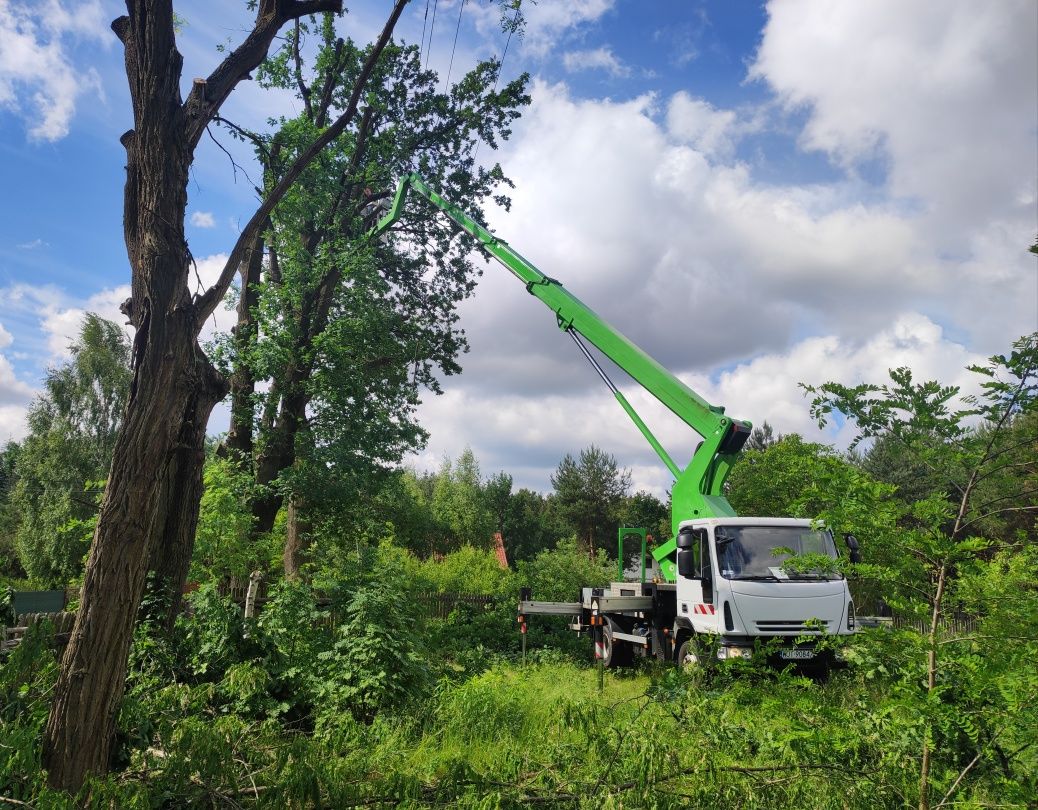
(41, 285, 131, 358)
(403, 34, 1035, 492)
(0, 320, 35, 441)
(750, 0, 1038, 244)
(413, 314, 986, 495)
(0, 252, 234, 369)
(666, 92, 737, 158)
(0, 0, 108, 141)
(563, 47, 630, 78)
(0, 253, 238, 440)
(190, 211, 216, 228)
(469, 0, 615, 60)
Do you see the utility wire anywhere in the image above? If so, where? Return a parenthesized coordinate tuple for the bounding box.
(496, 2, 521, 89)
(424, 0, 439, 70)
(419, 0, 431, 66)
(444, 0, 466, 91)
(473, 2, 521, 164)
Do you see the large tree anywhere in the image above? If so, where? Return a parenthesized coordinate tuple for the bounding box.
(213, 25, 528, 577)
(804, 333, 1038, 810)
(11, 314, 130, 586)
(42, 0, 416, 790)
(550, 445, 632, 556)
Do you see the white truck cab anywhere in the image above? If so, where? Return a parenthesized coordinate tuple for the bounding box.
(674, 517, 855, 661)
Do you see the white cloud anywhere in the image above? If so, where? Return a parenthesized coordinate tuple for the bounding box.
(0, 320, 35, 441)
(563, 46, 629, 78)
(666, 92, 736, 158)
(750, 0, 1038, 244)
(411, 314, 986, 496)
(0, 253, 238, 440)
(0, 354, 35, 407)
(0, 0, 108, 141)
(16, 237, 48, 250)
(400, 63, 1034, 493)
(41, 284, 131, 358)
(190, 211, 216, 228)
(468, 0, 615, 60)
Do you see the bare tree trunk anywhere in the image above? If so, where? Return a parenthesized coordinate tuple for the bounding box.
(284, 493, 311, 580)
(918, 562, 948, 810)
(148, 382, 227, 630)
(41, 0, 363, 790)
(222, 231, 265, 461)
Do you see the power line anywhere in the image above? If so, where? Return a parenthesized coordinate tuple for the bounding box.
(472, 2, 521, 164)
(497, 2, 521, 85)
(419, 0, 431, 66)
(444, 0, 466, 91)
(424, 0, 440, 70)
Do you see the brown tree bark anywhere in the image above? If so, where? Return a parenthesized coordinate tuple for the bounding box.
(37, 0, 416, 792)
(284, 492, 311, 580)
(147, 382, 225, 631)
(222, 231, 266, 462)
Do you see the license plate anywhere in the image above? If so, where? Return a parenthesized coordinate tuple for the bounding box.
(780, 648, 815, 660)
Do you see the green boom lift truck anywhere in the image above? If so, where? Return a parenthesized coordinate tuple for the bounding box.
(371, 174, 860, 667)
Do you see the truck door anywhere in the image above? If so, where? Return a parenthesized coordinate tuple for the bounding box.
(676, 528, 719, 631)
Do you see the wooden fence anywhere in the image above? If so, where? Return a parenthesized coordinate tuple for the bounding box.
(413, 592, 496, 620)
(235, 591, 497, 622)
(2, 611, 76, 654)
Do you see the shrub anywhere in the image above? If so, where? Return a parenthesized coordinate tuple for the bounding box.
(314, 582, 431, 728)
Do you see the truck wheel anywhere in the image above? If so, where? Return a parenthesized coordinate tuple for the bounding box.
(676, 635, 701, 668)
(601, 620, 633, 668)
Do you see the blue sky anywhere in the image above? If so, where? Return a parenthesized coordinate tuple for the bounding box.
(1, 1, 1036, 495)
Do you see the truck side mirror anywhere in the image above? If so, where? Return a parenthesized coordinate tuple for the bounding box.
(676, 528, 696, 549)
(677, 550, 695, 578)
(844, 533, 862, 564)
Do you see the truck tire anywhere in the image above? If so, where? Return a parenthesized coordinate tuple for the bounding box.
(601, 619, 633, 668)
(676, 635, 702, 668)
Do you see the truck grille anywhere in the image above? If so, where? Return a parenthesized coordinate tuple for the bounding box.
(755, 620, 823, 634)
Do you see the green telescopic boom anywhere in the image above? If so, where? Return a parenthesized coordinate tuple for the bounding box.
(369, 173, 751, 581)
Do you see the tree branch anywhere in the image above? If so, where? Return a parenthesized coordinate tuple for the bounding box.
(182, 0, 344, 151)
(956, 505, 1038, 535)
(206, 125, 260, 191)
(213, 116, 271, 163)
(971, 457, 1038, 485)
(292, 19, 313, 120)
(194, 0, 409, 326)
(314, 37, 345, 128)
(969, 485, 1038, 515)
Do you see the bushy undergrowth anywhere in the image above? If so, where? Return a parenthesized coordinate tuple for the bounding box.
(8, 648, 1033, 808)
(2, 542, 1034, 808)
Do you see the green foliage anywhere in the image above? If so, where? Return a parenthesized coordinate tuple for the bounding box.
(432, 448, 496, 550)
(0, 441, 22, 580)
(10, 314, 129, 586)
(18, 653, 1028, 808)
(316, 582, 430, 725)
(373, 451, 570, 563)
(216, 21, 531, 560)
(192, 456, 279, 582)
(4, 333, 1035, 808)
(501, 485, 566, 562)
(803, 332, 1038, 808)
(518, 536, 613, 602)
(551, 444, 632, 555)
(0, 623, 58, 802)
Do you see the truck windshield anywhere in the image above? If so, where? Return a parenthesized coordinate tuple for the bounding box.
(716, 526, 840, 580)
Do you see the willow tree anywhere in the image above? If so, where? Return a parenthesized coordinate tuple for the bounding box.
(42, 0, 412, 791)
(214, 19, 529, 577)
